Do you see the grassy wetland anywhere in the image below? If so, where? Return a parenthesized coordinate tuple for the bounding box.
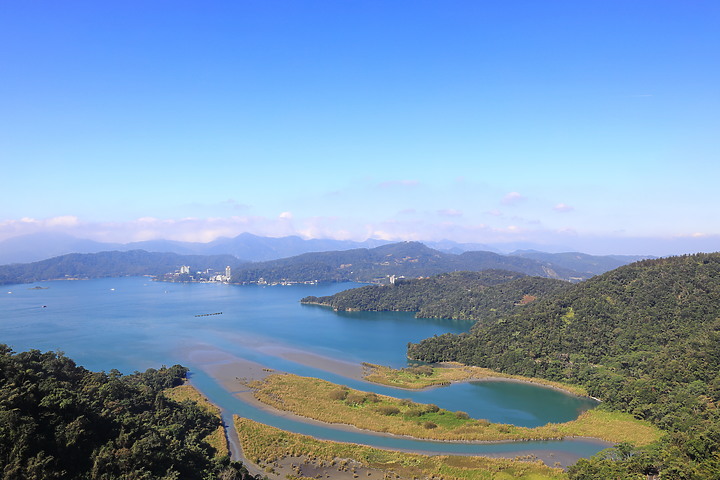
(234, 417, 568, 480)
(362, 363, 588, 397)
(248, 373, 661, 446)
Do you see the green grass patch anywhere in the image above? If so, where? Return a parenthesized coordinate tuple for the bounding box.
(363, 362, 589, 397)
(249, 372, 661, 445)
(234, 417, 566, 480)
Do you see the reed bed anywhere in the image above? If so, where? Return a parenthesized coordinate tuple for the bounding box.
(363, 362, 588, 397)
(234, 417, 566, 480)
(250, 373, 660, 446)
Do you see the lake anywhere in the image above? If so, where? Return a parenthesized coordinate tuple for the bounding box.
(1, 276, 608, 463)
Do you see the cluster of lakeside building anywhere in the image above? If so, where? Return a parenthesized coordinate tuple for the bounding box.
(161, 265, 319, 286)
(164, 265, 233, 283)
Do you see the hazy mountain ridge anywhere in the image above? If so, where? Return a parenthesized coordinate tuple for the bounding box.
(0, 240, 648, 285)
(509, 249, 652, 276)
(0, 250, 243, 285)
(0, 232, 391, 265)
(0, 232, 649, 265)
(230, 241, 589, 283)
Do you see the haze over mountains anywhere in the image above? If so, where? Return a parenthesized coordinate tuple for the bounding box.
(0, 232, 642, 267)
(0, 237, 651, 285)
(0, 232, 392, 265)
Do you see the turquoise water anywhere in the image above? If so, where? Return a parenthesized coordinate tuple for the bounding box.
(0, 277, 607, 461)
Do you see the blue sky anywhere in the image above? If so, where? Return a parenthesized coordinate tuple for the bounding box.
(1, 1, 719, 255)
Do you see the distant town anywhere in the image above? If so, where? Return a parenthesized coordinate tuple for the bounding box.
(162, 265, 233, 283)
(160, 265, 319, 286)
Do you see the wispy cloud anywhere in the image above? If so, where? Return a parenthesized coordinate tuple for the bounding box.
(437, 209, 462, 217)
(378, 179, 420, 189)
(501, 192, 526, 206)
(553, 203, 574, 213)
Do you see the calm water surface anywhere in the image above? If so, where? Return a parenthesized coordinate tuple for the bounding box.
(1, 277, 606, 460)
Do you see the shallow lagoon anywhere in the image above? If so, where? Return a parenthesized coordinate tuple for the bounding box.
(1, 277, 607, 462)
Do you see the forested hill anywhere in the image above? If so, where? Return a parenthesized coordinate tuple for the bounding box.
(301, 270, 571, 321)
(0, 250, 243, 284)
(0, 241, 647, 286)
(0, 346, 254, 479)
(510, 250, 652, 276)
(231, 241, 591, 284)
(409, 253, 720, 477)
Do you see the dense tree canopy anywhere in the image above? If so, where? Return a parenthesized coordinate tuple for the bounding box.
(0, 346, 254, 480)
(301, 270, 570, 322)
(408, 254, 720, 478)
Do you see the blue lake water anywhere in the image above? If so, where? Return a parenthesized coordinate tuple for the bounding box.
(0, 277, 608, 462)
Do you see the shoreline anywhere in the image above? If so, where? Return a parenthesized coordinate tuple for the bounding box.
(182, 344, 618, 469)
(189, 346, 614, 446)
(364, 361, 595, 400)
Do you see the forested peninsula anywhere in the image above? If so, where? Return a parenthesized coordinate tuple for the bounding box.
(301, 270, 571, 321)
(0, 346, 255, 479)
(310, 254, 720, 477)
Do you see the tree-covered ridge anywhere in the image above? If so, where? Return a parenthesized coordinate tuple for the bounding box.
(232, 241, 588, 284)
(408, 253, 720, 478)
(0, 250, 243, 285)
(0, 346, 254, 479)
(510, 250, 652, 276)
(301, 270, 571, 321)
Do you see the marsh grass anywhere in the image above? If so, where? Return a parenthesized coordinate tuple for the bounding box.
(250, 373, 661, 445)
(363, 362, 588, 397)
(234, 417, 566, 480)
(164, 383, 230, 458)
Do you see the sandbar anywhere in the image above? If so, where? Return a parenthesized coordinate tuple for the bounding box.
(184, 344, 610, 469)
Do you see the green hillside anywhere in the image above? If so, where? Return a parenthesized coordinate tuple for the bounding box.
(232, 241, 587, 284)
(0, 250, 243, 285)
(0, 346, 254, 479)
(301, 270, 571, 322)
(408, 253, 720, 478)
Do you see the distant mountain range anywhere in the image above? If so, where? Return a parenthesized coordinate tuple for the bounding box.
(0, 251, 242, 285)
(0, 236, 652, 286)
(0, 232, 646, 266)
(230, 241, 590, 283)
(507, 249, 648, 276)
(0, 232, 391, 265)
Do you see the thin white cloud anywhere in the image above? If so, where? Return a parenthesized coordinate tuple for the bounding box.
(437, 209, 462, 217)
(4, 213, 719, 258)
(553, 203, 574, 213)
(221, 199, 250, 211)
(501, 192, 526, 205)
(46, 215, 80, 227)
(378, 180, 420, 189)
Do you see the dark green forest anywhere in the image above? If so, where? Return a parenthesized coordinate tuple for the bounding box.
(301, 270, 571, 322)
(0, 346, 254, 480)
(406, 254, 720, 478)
